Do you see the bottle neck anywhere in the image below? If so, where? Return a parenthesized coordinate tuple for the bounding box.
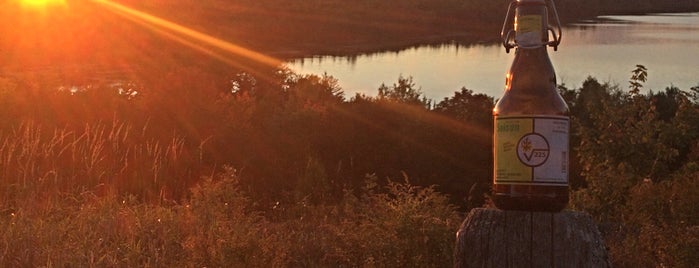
(502, 0, 562, 52)
(514, 2, 549, 48)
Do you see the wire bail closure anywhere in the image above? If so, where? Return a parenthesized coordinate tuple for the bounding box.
(501, 0, 562, 53)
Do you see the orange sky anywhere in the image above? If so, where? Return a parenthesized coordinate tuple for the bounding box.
(0, 0, 287, 90)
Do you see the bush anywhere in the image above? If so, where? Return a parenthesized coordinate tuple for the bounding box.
(610, 172, 699, 267)
(0, 168, 460, 266)
(568, 68, 699, 267)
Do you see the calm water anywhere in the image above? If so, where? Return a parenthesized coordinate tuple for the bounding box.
(287, 13, 699, 101)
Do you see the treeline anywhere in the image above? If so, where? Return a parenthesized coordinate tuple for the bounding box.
(0, 68, 494, 208)
(585, 0, 699, 14)
(0, 68, 484, 266)
(117, 0, 699, 57)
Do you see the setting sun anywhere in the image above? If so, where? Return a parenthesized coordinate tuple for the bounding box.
(20, 0, 66, 8)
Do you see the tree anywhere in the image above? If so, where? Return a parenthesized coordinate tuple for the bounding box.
(629, 64, 648, 95)
(377, 75, 431, 108)
(434, 88, 493, 129)
(568, 66, 699, 267)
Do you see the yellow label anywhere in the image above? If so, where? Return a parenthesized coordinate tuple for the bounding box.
(494, 118, 532, 182)
(515, 15, 542, 34)
(494, 116, 569, 185)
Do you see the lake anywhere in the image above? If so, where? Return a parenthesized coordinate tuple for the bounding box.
(286, 13, 699, 101)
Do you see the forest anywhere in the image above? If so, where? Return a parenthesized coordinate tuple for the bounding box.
(1, 0, 698, 267)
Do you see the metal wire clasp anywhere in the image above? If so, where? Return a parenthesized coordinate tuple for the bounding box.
(501, 0, 562, 53)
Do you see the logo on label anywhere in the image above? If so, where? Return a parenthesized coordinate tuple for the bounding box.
(517, 133, 550, 167)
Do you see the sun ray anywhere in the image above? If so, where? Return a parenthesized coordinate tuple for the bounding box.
(90, 0, 281, 69)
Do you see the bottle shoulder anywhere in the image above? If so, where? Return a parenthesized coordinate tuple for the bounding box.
(493, 91, 568, 116)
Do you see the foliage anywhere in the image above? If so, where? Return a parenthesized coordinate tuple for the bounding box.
(0, 168, 460, 267)
(434, 87, 493, 129)
(629, 64, 648, 95)
(0, 64, 485, 266)
(377, 75, 431, 108)
(612, 173, 699, 267)
(565, 66, 699, 267)
(1, 60, 698, 266)
(0, 120, 198, 204)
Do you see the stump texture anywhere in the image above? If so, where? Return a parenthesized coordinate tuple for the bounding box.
(454, 208, 610, 268)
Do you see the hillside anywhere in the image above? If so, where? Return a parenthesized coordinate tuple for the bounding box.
(111, 0, 699, 57)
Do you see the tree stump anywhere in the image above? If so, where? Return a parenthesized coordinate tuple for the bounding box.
(454, 208, 610, 268)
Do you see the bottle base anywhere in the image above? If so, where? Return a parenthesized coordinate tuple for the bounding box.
(492, 184, 568, 212)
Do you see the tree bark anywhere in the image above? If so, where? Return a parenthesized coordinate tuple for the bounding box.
(454, 208, 610, 268)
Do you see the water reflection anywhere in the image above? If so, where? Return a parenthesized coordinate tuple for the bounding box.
(288, 13, 699, 100)
(288, 43, 509, 100)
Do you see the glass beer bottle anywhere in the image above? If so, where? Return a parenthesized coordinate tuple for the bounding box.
(492, 0, 569, 212)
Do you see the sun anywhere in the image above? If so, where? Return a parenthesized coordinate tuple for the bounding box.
(20, 0, 66, 8)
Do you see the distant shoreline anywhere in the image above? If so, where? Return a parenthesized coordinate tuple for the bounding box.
(268, 32, 498, 60)
(3, 1, 698, 79)
(270, 10, 699, 60)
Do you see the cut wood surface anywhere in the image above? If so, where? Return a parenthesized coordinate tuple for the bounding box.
(454, 208, 610, 268)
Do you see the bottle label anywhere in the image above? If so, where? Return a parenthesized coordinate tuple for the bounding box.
(494, 115, 568, 185)
(515, 14, 543, 47)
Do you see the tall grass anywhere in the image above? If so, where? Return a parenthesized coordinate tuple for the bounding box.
(0, 164, 460, 267)
(0, 117, 459, 266)
(0, 119, 198, 207)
